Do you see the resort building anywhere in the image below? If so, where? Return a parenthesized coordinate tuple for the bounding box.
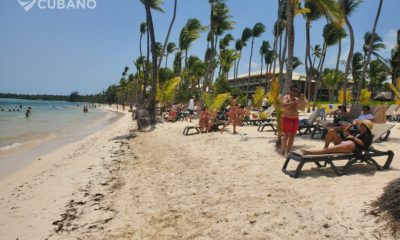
(228, 69, 354, 101)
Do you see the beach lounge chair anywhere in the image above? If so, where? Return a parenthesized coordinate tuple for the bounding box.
(297, 108, 320, 135)
(282, 147, 394, 178)
(385, 104, 398, 121)
(182, 121, 226, 136)
(183, 125, 201, 135)
(371, 123, 395, 142)
(243, 106, 275, 126)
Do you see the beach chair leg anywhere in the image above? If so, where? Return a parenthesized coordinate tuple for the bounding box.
(327, 161, 344, 176)
(343, 158, 359, 173)
(364, 158, 384, 170)
(380, 130, 391, 141)
(314, 161, 328, 168)
(383, 150, 394, 169)
(293, 161, 306, 178)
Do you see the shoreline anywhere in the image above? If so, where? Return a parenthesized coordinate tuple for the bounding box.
(0, 107, 132, 239)
(0, 107, 123, 179)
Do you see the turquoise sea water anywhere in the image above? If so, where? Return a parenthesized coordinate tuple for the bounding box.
(0, 98, 107, 151)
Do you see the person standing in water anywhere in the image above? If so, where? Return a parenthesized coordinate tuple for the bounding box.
(25, 107, 31, 118)
(280, 84, 308, 156)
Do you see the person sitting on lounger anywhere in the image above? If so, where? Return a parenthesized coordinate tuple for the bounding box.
(302, 119, 373, 155)
(339, 105, 374, 126)
(199, 106, 212, 133)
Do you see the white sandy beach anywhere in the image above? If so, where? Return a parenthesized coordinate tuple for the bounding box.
(0, 111, 399, 239)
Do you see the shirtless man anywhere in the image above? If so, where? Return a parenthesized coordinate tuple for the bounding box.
(281, 84, 308, 156)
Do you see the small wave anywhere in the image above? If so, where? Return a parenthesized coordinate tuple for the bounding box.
(0, 142, 22, 151)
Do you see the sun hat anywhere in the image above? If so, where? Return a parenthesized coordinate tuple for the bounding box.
(358, 119, 374, 130)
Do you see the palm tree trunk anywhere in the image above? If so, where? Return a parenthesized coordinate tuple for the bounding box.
(140, 33, 143, 59)
(335, 37, 342, 72)
(157, 0, 177, 70)
(144, 2, 158, 125)
(260, 54, 264, 86)
(312, 42, 327, 109)
(142, 24, 150, 104)
(343, 15, 355, 107)
(284, 0, 295, 94)
(165, 53, 169, 68)
(247, 37, 255, 98)
(279, 30, 287, 93)
(356, 0, 383, 103)
(305, 18, 313, 99)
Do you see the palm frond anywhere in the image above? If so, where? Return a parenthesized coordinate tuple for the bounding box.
(252, 87, 266, 108)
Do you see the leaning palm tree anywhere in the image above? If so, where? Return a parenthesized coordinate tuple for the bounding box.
(165, 42, 177, 68)
(247, 23, 266, 95)
(235, 28, 252, 81)
(157, 0, 177, 69)
(312, 22, 346, 107)
(233, 39, 243, 84)
(179, 18, 205, 70)
(303, 0, 340, 98)
(140, 0, 164, 125)
(362, 32, 386, 60)
(259, 40, 271, 77)
(202, 0, 234, 98)
(339, 0, 362, 106)
(356, 0, 383, 103)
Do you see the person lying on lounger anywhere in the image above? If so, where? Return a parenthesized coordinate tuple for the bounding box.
(301, 120, 373, 155)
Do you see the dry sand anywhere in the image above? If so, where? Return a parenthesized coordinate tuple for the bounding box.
(1, 111, 399, 239)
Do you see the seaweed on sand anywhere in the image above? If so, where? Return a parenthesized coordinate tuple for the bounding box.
(370, 178, 400, 238)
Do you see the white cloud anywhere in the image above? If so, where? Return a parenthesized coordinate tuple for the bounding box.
(384, 29, 397, 50)
(251, 61, 259, 70)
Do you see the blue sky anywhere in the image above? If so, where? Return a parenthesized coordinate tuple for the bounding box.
(0, 0, 399, 95)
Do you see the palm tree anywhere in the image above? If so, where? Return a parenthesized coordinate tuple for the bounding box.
(352, 52, 364, 87)
(218, 33, 234, 75)
(284, 0, 295, 93)
(303, 0, 340, 98)
(362, 32, 386, 60)
(356, 0, 383, 103)
(311, 44, 322, 69)
(219, 49, 240, 79)
(140, 0, 164, 125)
(165, 42, 177, 68)
(247, 23, 266, 95)
(312, 22, 346, 106)
(179, 18, 205, 70)
(368, 59, 389, 93)
(390, 30, 400, 93)
(202, 0, 234, 97)
(235, 28, 252, 81)
(157, 0, 177, 69)
(323, 69, 343, 103)
(233, 39, 243, 85)
(259, 40, 271, 78)
(139, 22, 147, 59)
(339, 0, 362, 106)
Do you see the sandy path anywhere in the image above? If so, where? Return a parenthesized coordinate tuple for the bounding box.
(100, 121, 399, 240)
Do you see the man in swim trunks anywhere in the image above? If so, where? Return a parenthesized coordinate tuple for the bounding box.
(281, 84, 308, 156)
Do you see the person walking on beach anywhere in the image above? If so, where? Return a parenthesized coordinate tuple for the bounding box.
(280, 84, 307, 156)
(220, 95, 239, 134)
(187, 96, 195, 122)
